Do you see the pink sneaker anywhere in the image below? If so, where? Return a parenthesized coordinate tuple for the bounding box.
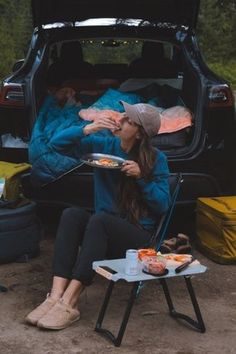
(37, 299, 80, 330)
(25, 294, 58, 326)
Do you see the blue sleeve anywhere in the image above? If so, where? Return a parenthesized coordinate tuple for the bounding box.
(49, 126, 111, 156)
(136, 151, 170, 215)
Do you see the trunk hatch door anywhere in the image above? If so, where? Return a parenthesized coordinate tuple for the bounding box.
(31, 0, 200, 30)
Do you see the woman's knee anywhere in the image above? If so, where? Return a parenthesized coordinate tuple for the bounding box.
(88, 212, 108, 225)
(61, 207, 89, 223)
(84, 212, 109, 237)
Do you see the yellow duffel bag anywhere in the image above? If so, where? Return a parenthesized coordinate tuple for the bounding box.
(196, 196, 236, 264)
(0, 161, 31, 201)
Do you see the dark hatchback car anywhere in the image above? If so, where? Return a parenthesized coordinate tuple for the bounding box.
(0, 0, 235, 232)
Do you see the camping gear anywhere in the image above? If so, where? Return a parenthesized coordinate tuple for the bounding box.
(93, 257, 206, 346)
(160, 233, 191, 253)
(0, 161, 31, 201)
(196, 196, 236, 264)
(0, 201, 42, 264)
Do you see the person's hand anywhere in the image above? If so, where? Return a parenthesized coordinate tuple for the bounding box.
(121, 160, 142, 179)
(83, 116, 120, 135)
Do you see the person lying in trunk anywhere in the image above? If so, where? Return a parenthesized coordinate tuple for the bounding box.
(25, 101, 170, 330)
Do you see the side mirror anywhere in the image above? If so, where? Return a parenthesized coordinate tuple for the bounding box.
(12, 59, 24, 72)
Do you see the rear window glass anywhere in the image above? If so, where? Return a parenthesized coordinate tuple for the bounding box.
(81, 40, 142, 64)
(49, 40, 175, 66)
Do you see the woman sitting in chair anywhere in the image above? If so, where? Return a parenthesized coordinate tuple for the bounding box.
(25, 101, 170, 330)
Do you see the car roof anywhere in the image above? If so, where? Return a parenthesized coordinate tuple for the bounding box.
(31, 0, 200, 30)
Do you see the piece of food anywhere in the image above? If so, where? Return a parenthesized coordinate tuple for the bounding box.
(163, 254, 192, 262)
(98, 158, 118, 166)
(142, 258, 166, 275)
(89, 158, 119, 167)
(138, 248, 157, 261)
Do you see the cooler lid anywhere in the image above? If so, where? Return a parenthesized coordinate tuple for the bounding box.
(198, 196, 236, 217)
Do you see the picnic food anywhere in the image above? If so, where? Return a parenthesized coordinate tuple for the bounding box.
(90, 158, 119, 167)
(163, 254, 192, 262)
(138, 249, 167, 275)
(138, 248, 157, 261)
(142, 256, 167, 275)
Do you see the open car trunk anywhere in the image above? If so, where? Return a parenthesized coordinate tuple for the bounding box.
(31, 36, 202, 160)
(21, 32, 210, 238)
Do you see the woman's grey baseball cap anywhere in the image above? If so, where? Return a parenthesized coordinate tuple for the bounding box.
(120, 101, 161, 137)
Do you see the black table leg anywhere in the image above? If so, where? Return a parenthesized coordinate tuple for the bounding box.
(184, 276, 206, 332)
(160, 276, 205, 332)
(95, 281, 140, 347)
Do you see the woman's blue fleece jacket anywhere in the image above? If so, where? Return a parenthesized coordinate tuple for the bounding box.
(50, 126, 170, 231)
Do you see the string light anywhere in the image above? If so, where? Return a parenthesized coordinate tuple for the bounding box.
(81, 39, 141, 45)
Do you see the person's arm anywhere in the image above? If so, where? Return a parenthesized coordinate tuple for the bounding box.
(136, 151, 170, 215)
(49, 125, 91, 156)
(49, 117, 119, 156)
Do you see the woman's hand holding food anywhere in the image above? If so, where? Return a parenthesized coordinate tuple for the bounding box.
(121, 160, 141, 179)
(83, 116, 119, 135)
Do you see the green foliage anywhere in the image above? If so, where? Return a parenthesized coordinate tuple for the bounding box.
(0, 0, 32, 78)
(197, 0, 236, 62)
(83, 40, 142, 64)
(208, 61, 236, 88)
(197, 0, 236, 88)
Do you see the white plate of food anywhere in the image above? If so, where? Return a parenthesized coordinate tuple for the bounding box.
(81, 153, 126, 169)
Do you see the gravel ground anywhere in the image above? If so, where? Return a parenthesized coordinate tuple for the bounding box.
(0, 235, 235, 354)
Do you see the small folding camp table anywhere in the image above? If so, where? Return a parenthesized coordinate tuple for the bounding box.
(93, 258, 207, 347)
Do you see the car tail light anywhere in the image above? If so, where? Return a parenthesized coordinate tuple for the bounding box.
(208, 84, 234, 108)
(0, 82, 25, 108)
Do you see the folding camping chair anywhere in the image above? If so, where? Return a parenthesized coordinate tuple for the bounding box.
(149, 172, 183, 251)
(135, 172, 183, 296)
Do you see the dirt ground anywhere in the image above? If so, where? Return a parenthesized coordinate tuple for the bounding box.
(0, 235, 235, 354)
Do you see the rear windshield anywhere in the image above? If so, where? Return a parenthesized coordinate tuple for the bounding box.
(82, 39, 142, 64)
(49, 39, 174, 65)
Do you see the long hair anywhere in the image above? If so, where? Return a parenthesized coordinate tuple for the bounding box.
(118, 127, 157, 225)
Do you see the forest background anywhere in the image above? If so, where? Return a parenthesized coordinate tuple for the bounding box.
(0, 0, 236, 88)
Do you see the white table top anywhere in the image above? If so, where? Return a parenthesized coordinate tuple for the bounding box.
(93, 258, 207, 283)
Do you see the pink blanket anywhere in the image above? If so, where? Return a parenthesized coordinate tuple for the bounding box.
(79, 108, 123, 123)
(159, 106, 193, 134)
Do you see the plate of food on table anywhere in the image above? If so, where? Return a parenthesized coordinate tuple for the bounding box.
(138, 248, 198, 276)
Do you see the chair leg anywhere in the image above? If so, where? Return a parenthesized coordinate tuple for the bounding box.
(160, 277, 206, 333)
(95, 281, 139, 347)
(0, 283, 8, 292)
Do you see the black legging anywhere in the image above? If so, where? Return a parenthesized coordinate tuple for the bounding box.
(53, 207, 153, 286)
